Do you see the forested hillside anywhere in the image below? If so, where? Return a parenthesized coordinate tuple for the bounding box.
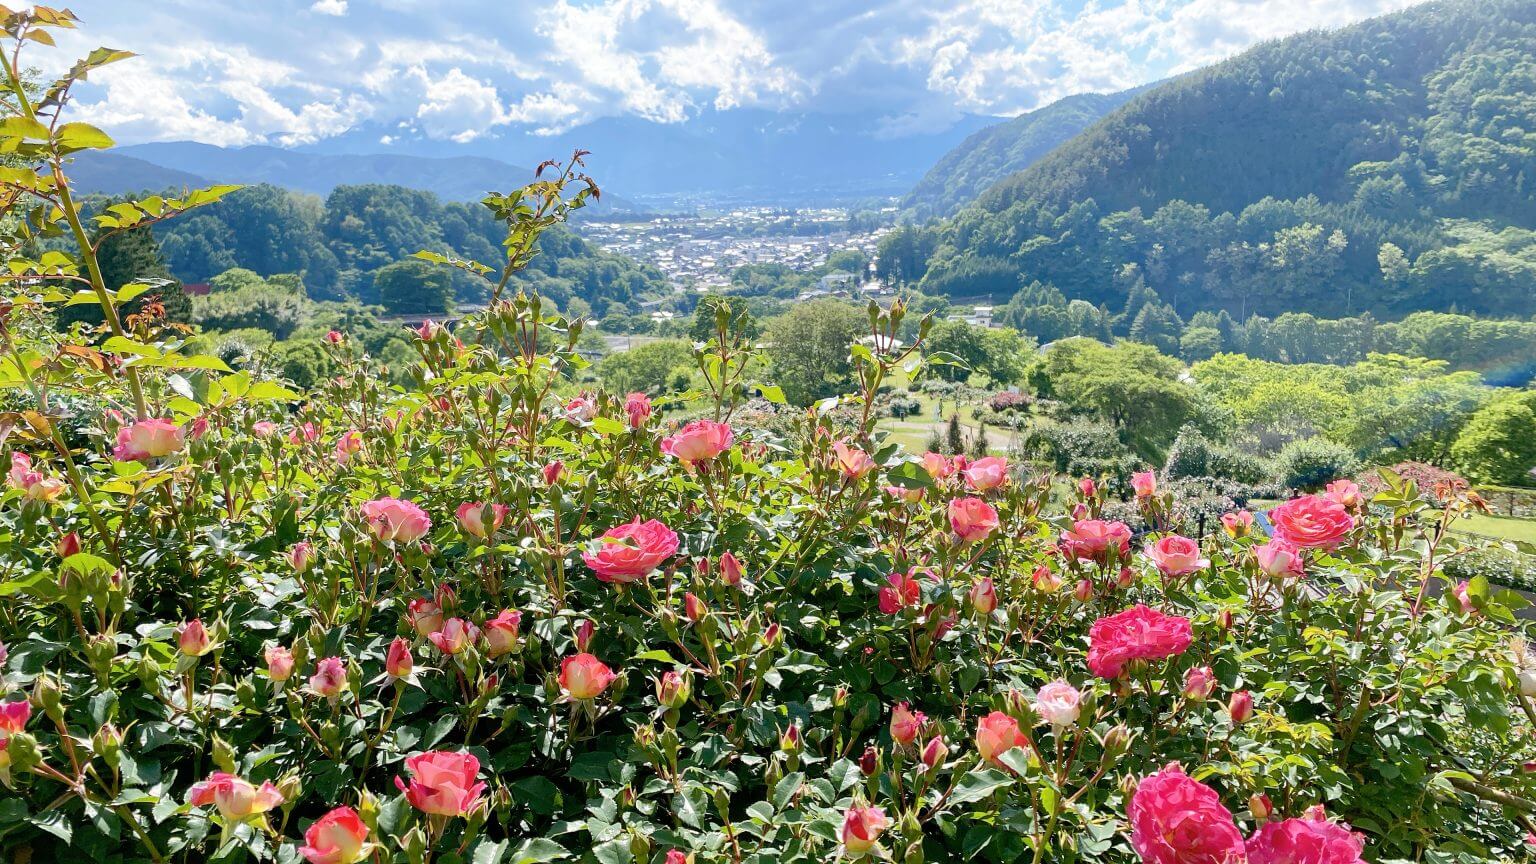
(901, 88, 1141, 220)
(910, 0, 1536, 323)
(140, 183, 667, 315)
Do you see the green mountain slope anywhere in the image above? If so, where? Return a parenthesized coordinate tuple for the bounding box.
(901, 88, 1142, 220)
(916, 0, 1536, 321)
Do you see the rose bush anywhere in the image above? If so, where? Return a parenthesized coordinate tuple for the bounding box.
(0, 11, 1534, 863)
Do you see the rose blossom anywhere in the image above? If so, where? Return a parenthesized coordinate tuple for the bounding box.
(8, 453, 64, 502)
(582, 518, 680, 583)
(840, 804, 889, 856)
(1131, 471, 1158, 499)
(112, 418, 185, 461)
(429, 618, 478, 655)
(1146, 535, 1210, 579)
(1078, 477, 1097, 497)
(0, 699, 30, 734)
(625, 392, 653, 429)
(661, 419, 733, 464)
(1255, 541, 1305, 581)
(1034, 680, 1082, 727)
(333, 430, 363, 464)
(970, 577, 998, 614)
(878, 570, 923, 614)
(385, 637, 414, 678)
(1033, 565, 1063, 593)
(265, 645, 295, 682)
(889, 702, 926, 745)
(406, 598, 444, 636)
(1061, 519, 1133, 564)
(188, 772, 285, 821)
(560, 652, 617, 699)
(310, 656, 348, 700)
(921, 736, 949, 769)
(360, 497, 432, 544)
(298, 805, 371, 864)
(1183, 666, 1217, 701)
(482, 609, 523, 658)
(1229, 690, 1254, 724)
(885, 484, 925, 503)
(252, 420, 277, 438)
(1129, 763, 1245, 864)
(1222, 511, 1255, 537)
(1086, 605, 1194, 679)
(975, 711, 1029, 767)
(948, 497, 1000, 543)
(177, 619, 212, 656)
(1267, 495, 1354, 550)
(922, 452, 956, 479)
(1324, 479, 1362, 510)
(456, 502, 508, 539)
(833, 440, 877, 479)
(394, 751, 486, 816)
(563, 396, 597, 423)
(1246, 806, 1366, 864)
(963, 456, 1009, 492)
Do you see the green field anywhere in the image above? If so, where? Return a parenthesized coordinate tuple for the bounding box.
(1454, 513, 1536, 544)
(872, 376, 1014, 455)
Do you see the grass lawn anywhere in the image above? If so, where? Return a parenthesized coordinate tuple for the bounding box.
(1453, 512, 1536, 544)
(872, 371, 1016, 456)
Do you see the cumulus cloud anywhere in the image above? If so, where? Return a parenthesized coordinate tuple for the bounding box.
(53, 0, 1422, 146)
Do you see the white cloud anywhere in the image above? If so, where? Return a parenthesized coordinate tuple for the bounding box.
(310, 0, 348, 16)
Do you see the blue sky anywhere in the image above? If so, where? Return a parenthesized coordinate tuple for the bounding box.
(51, 0, 1421, 147)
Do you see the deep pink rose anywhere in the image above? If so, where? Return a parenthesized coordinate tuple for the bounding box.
(1061, 519, 1133, 564)
(948, 497, 999, 543)
(582, 518, 680, 582)
(0, 699, 30, 734)
(385, 637, 414, 678)
(113, 418, 184, 461)
(625, 392, 652, 429)
(878, 570, 923, 613)
(361, 497, 432, 544)
(1129, 763, 1245, 864)
(661, 419, 733, 464)
(1087, 604, 1193, 679)
(1267, 495, 1354, 550)
(1246, 806, 1365, 864)
(1146, 535, 1210, 578)
(394, 750, 486, 816)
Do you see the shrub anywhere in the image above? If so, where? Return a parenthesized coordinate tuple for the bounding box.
(1163, 426, 1271, 485)
(1273, 437, 1361, 491)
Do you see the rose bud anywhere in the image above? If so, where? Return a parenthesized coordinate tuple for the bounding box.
(1032, 565, 1062, 593)
(265, 645, 295, 682)
(1116, 568, 1135, 590)
(1228, 690, 1253, 724)
(407, 598, 444, 637)
(288, 542, 314, 572)
(684, 592, 707, 623)
(298, 805, 372, 864)
(889, 701, 926, 745)
(435, 582, 459, 612)
(656, 670, 690, 709)
(574, 619, 595, 653)
(429, 618, 477, 655)
(559, 653, 617, 700)
(1249, 793, 1273, 823)
(385, 637, 414, 679)
(859, 745, 879, 776)
(310, 656, 348, 700)
(921, 736, 948, 769)
(1182, 666, 1216, 701)
(56, 532, 81, 559)
(779, 722, 801, 752)
(840, 803, 889, 857)
(177, 619, 212, 657)
(1073, 579, 1094, 603)
(482, 610, 523, 659)
(543, 460, 565, 485)
(1218, 609, 1234, 631)
(1071, 502, 1089, 520)
(718, 551, 744, 587)
(1078, 477, 1096, 498)
(970, 577, 998, 614)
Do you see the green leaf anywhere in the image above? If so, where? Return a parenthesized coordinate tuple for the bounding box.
(884, 461, 934, 490)
(772, 771, 803, 811)
(54, 122, 114, 152)
(760, 384, 786, 404)
(948, 767, 1012, 805)
(508, 838, 568, 863)
(0, 117, 50, 142)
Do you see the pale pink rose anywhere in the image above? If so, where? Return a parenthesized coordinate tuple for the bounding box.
(1324, 479, 1362, 510)
(265, 645, 295, 682)
(948, 497, 1000, 543)
(361, 497, 432, 544)
(251, 421, 278, 438)
(963, 456, 1009, 492)
(884, 484, 925, 503)
(833, 440, 876, 479)
(188, 772, 285, 821)
(921, 451, 955, 479)
(661, 419, 733, 464)
(1145, 534, 1210, 578)
(1255, 541, 1305, 581)
(1183, 666, 1216, 701)
(406, 598, 444, 636)
(113, 418, 184, 461)
(975, 710, 1029, 767)
(429, 618, 478, 655)
(7, 453, 64, 502)
(560, 652, 617, 699)
(1131, 470, 1158, 499)
(1453, 580, 1476, 614)
(456, 502, 508, 539)
(583, 518, 680, 583)
(333, 430, 363, 464)
(394, 751, 486, 816)
(840, 804, 889, 856)
(288, 541, 314, 572)
(563, 396, 597, 423)
(299, 805, 371, 864)
(889, 701, 926, 745)
(1267, 495, 1354, 550)
(482, 609, 522, 658)
(309, 656, 348, 699)
(1034, 680, 1081, 727)
(1228, 690, 1253, 723)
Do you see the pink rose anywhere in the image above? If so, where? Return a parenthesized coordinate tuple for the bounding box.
(885, 484, 925, 503)
(1086, 605, 1193, 679)
(333, 430, 363, 464)
(543, 460, 565, 485)
(833, 440, 876, 479)
(1255, 541, 1305, 581)
(1078, 477, 1097, 497)
(1246, 806, 1365, 864)
(718, 551, 744, 586)
(265, 645, 295, 682)
(385, 637, 414, 678)
(361, 497, 432, 544)
(1146, 535, 1210, 579)
(456, 502, 508, 539)
(661, 419, 733, 464)
(1183, 666, 1216, 701)
(921, 452, 955, 479)
(1034, 680, 1081, 727)
(560, 652, 617, 700)
(310, 656, 348, 699)
(482, 609, 522, 658)
(7, 453, 64, 502)
(1222, 511, 1254, 537)
(177, 619, 212, 656)
(975, 710, 1029, 767)
(948, 497, 1000, 543)
(1267, 495, 1354, 550)
(288, 542, 314, 572)
(1129, 763, 1245, 864)
(1323, 479, 1362, 510)
(877, 569, 923, 614)
(1131, 471, 1158, 499)
(188, 772, 285, 821)
(0, 699, 30, 734)
(582, 518, 680, 583)
(1228, 690, 1254, 724)
(564, 396, 597, 423)
(406, 598, 444, 636)
(970, 576, 998, 614)
(625, 392, 653, 429)
(963, 456, 1009, 492)
(921, 736, 949, 769)
(299, 805, 371, 864)
(1033, 565, 1063, 593)
(252, 420, 277, 438)
(1061, 519, 1133, 564)
(889, 701, 926, 745)
(840, 804, 889, 856)
(394, 751, 486, 817)
(1453, 580, 1476, 614)
(429, 618, 478, 655)
(112, 418, 185, 461)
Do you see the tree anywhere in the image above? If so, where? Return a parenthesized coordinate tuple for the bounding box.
(766, 300, 864, 405)
(1031, 338, 1197, 458)
(945, 415, 964, 455)
(374, 260, 453, 316)
(1180, 326, 1223, 361)
(63, 224, 191, 327)
(923, 320, 1030, 385)
(596, 339, 695, 395)
(1451, 392, 1536, 485)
